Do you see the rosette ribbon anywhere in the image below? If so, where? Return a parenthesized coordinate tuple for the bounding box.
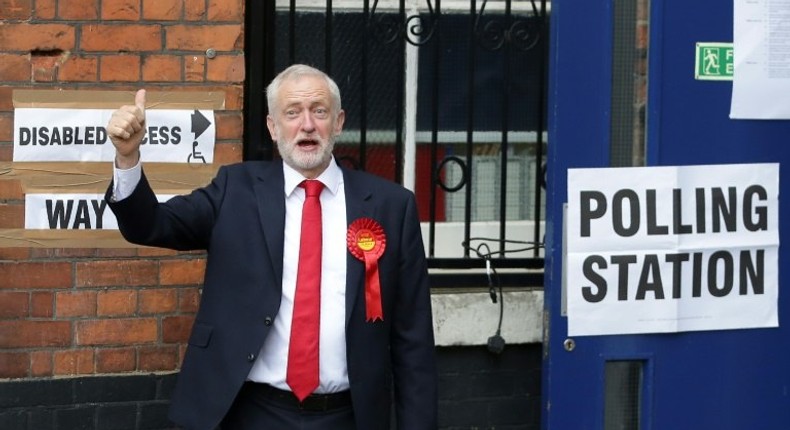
(347, 218, 386, 322)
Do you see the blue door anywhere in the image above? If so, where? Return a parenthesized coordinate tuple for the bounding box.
(544, 0, 790, 429)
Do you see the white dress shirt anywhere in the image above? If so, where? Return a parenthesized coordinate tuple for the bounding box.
(112, 159, 350, 393)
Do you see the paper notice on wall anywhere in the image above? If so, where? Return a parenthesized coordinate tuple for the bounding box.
(25, 193, 176, 230)
(730, 0, 790, 118)
(13, 108, 215, 163)
(566, 163, 779, 336)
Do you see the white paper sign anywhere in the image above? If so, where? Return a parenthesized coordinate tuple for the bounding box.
(25, 193, 175, 230)
(730, 0, 790, 118)
(13, 108, 215, 163)
(567, 163, 779, 336)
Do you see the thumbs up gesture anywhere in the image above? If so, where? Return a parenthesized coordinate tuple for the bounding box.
(108, 89, 147, 169)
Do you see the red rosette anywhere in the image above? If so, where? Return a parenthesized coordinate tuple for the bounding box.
(347, 217, 386, 322)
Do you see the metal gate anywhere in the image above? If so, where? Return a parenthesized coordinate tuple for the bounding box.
(244, 0, 549, 284)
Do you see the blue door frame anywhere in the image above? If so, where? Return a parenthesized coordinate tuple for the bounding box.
(544, 1, 790, 429)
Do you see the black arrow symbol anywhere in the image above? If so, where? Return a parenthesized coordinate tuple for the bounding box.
(191, 110, 211, 139)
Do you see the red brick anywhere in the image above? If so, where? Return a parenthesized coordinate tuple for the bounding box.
(163, 315, 194, 343)
(101, 0, 140, 20)
(0, 248, 29, 260)
(96, 347, 136, 372)
(58, 0, 98, 19)
(53, 349, 95, 375)
(30, 350, 53, 377)
(0, 113, 11, 141)
(76, 318, 157, 346)
(81, 24, 161, 52)
(139, 288, 178, 314)
(0, 262, 72, 289)
(0, 0, 32, 19)
(0, 320, 71, 348)
(184, 54, 205, 82)
(142, 55, 182, 82)
(138, 345, 178, 371)
(30, 292, 54, 317)
(0, 292, 29, 319)
(100, 54, 141, 82)
(0, 145, 11, 162)
(178, 287, 201, 313)
(0, 351, 29, 378)
(34, 0, 56, 18)
(166, 25, 242, 51)
(0, 86, 13, 111)
(207, 0, 242, 21)
(0, 178, 21, 202)
(137, 247, 178, 257)
(97, 289, 137, 316)
(0, 204, 23, 228)
(59, 55, 99, 82)
(222, 85, 243, 110)
(30, 248, 97, 259)
(55, 291, 97, 317)
(160, 258, 205, 286)
(214, 111, 242, 140)
(185, 0, 206, 20)
(75, 260, 158, 288)
(0, 24, 75, 51)
(0, 54, 29, 81)
(31, 54, 61, 82)
(143, 0, 182, 20)
(0, 177, 22, 200)
(214, 142, 242, 164)
(95, 248, 138, 258)
(206, 54, 244, 83)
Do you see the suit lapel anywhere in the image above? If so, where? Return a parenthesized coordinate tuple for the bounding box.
(253, 161, 287, 286)
(342, 168, 375, 327)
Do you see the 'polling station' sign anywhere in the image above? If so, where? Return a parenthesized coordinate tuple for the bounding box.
(25, 193, 176, 230)
(13, 108, 215, 164)
(566, 163, 779, 336)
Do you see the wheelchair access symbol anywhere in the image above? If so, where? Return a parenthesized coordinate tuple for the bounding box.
(188, 110, 211, 164)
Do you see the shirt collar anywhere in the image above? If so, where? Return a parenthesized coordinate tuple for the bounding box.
(283, 157, 343, 197)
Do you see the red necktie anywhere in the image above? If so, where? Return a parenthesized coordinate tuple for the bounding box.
(287, 179, 324, 401)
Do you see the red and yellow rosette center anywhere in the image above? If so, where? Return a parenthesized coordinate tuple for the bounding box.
(347, 218, 386, 322)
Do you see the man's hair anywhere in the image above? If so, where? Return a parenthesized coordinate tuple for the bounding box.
(266, 64, 342, 118)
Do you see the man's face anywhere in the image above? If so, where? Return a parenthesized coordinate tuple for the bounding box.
(267, 75, 345, 179)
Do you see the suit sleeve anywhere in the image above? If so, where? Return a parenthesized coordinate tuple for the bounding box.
(391, 193, 438, 429)
(106, 167, 228, 251)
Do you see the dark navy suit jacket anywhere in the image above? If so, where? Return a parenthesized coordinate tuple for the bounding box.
(107, 160, 438, 430)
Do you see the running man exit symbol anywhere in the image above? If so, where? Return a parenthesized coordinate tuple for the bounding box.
(695, 42, 733, 81)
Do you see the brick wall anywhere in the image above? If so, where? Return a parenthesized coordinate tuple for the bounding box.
(0, 0, 244, 417)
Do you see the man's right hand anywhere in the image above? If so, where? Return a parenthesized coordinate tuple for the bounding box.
(108, 89, 146, 169)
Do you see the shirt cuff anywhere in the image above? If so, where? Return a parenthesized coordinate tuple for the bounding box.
(112, 159, 142, 202)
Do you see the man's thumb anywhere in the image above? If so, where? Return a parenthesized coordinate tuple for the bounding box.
(135, 89, 146, 113)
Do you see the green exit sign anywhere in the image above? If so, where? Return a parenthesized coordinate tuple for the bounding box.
(695, 42, 733, 81)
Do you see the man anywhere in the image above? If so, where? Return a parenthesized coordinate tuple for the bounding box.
(106, 64, 438, 429)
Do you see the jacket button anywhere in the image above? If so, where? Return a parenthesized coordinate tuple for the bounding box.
(264, 316, 273, 326)
(247, 353, 255, 362)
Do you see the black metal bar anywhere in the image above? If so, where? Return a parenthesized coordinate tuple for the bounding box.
(463, 0, 477, 258)
(498, 0, 512, 255)
(533, 0, 547, 257)
(428, 1, 442, 258)
(395, 0, 405, 183)
(243, 0, 275, 161)
(325, 0, 333, 74)
(428, 257, 544, 269)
